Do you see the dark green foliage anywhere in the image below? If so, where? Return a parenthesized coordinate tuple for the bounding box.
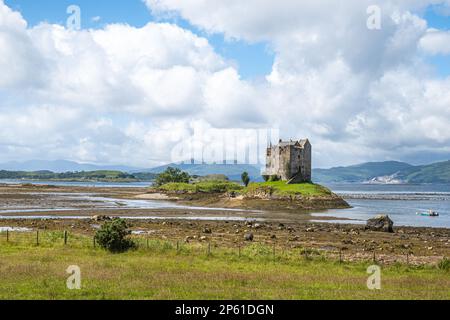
(438, 257, 449, 271)
(154, 167, 190, 187)
(268, 175, 280, 182)
(94, 219, 136, 253)
(241, 172, 250, 187)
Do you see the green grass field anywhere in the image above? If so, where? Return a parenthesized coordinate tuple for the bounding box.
(0, 234, 448, 300)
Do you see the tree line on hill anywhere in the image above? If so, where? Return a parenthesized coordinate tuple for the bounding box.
(0, 170, 157, 182)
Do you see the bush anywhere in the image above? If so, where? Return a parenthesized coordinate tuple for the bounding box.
(155, 167, 190, 187)
(94, 218, 136, 253)
(438, 257, 449, 271)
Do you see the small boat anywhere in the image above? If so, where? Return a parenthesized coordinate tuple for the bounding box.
(416, 210, 439, 217)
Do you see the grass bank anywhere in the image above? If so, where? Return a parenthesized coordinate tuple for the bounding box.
(156, 180, 332, 197)
(245, 181, 333, 197)
(0, 235, 448, 300)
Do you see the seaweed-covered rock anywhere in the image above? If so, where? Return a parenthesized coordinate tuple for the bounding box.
(365, 215, 394, 233)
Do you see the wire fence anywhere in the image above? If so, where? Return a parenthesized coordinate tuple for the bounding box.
(0, 229, 445, 267)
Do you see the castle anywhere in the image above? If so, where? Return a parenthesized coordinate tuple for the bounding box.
(264, 139, 312, 183)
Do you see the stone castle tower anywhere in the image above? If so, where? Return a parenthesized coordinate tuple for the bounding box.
(264, 139, 312, 183)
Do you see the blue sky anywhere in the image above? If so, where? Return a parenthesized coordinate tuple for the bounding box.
(424, 5, 450, 76)
(4, 0, 274, 80)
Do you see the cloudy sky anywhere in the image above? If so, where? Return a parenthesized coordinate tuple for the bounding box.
(1, 0, 450, 168)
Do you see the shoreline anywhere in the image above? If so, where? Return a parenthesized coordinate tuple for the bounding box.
(0, 184, 448, 266)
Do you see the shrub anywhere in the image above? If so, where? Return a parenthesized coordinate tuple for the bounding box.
(94, 218, 136, 253)
(154, 167, 190, 187)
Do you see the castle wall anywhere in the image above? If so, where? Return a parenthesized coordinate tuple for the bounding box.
(264, 140, 312, 183)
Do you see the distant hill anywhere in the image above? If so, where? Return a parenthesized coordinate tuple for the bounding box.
(400, 160, 450, 183)
(313, 160, 450, 184)
(0, 170, 145, 182)
(144, 163, 264, 182)
(0, 160, 142, 173)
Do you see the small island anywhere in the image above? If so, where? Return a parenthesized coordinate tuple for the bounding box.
(149, 139, 350, 211)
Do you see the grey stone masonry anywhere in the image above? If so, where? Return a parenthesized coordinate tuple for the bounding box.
(264, 139, 312, 183)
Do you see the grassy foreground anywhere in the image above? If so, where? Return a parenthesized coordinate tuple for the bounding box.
(0, 240, 448, 300)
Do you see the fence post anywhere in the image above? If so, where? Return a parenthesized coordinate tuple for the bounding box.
(238, 245, 241, 258)
(6, 229, 9, 243)
(36, 230, 39, 246)
(93, 236, 96, 248)
(273, 244, 276, 258)
(339, 249, 343, 264)
(176, 241, 179, 253)
(406, 253, 409, 265)
(64, 231, 68, 245)
(207, 242, 211, 256)
(146, 238, 149, 249)
(373, 251, 376, 264)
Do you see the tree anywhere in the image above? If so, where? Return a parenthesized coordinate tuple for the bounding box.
(154, 167, 190, 187)
(94, 218, 136, 253)
(241, 172, 250, 187)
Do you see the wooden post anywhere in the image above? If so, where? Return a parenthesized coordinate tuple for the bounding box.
(273, 244, 276, 258)
(207, 242, 211, 256)
(6, 229, 9, 243)
(93, 236, 96, 248)
(238, 245, 241, 258)
(406, 253, 409, 265)
(373, 251, 376, 264)
(146, 238, 149, 249)
(339, 249, 343, 264)
(176, 241, 179, 253)
(64, 231, 68, 245)
(36, 230, 39, 246)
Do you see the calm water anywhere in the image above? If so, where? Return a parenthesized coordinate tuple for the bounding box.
(318, 184, 450, 228)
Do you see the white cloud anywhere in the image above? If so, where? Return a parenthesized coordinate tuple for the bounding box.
(144, 0, 450, 166)
(419, 28, 450, 55)
(1, 0, 450, 168)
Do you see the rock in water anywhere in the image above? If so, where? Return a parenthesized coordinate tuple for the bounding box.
(365, 215, 394, 233)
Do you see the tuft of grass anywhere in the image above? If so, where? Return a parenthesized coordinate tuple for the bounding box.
(246, 181, 333, 197)
(438, 257, 450, 271)
(158, 181, 243, 194)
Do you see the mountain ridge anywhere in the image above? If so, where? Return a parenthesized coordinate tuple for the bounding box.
(313, 160, 450, 184)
